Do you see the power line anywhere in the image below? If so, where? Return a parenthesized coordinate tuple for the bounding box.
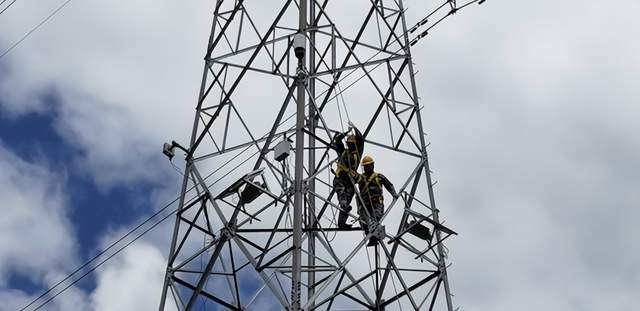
(0, 0, 18, 16)
(30, 206, 179, 311)
(15, 0, 486, 308)
(19, 144, 257, 310)
(0, 0, 74, 60)
(19, 194, 183, 311)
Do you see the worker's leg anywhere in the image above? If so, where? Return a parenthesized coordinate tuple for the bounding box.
(372, 198, 385, 223)
(357, 201, 371, 234)
(359, 199, 378, 237)
(367, 198, 385, 246)
(334, 177, 354, 228)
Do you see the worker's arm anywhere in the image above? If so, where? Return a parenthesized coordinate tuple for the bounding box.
(331, 132, 346, 154)
(353, 125, 364, 156)
(380, 174, 399, 199)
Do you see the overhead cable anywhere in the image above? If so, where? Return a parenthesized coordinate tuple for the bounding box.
(19, 136, 273, 310)
(0, 0, 18, 16)
(0, 0, 75, 60)
(319, 0, 487, 104)
(19, 195, 183, 311)
(28, 207, 179, 311)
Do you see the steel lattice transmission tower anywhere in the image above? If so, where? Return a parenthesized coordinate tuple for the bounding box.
(159, 0, 480, 310)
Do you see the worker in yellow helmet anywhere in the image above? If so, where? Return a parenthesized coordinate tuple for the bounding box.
(331, 121, 364, 229)
(357, 155, 398, 246)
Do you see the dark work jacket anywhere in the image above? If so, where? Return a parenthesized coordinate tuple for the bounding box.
(357, 172, 397, 205)
(332, 127, 364, 179)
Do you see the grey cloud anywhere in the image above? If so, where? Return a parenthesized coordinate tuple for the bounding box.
(1, 0, 639, 309)
(410, 0, 640, 309)
(0, 141, 92, 311)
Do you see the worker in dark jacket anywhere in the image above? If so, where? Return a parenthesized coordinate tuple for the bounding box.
(332, 122, 364, 228)
(357, 155, 398, 246)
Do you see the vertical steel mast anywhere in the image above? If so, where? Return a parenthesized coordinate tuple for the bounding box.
(306, 1, 317, 309)
(291, 0, 307, 308)
(158, 1, 485, 310)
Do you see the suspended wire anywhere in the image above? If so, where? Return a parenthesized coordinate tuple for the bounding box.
(170, 161, 186, 176)
(284, 156, 293, 236)
(18, 193, 182, 311)
(30, 207, 179, 311)
(199, 183, 207, 311)
(319, 0, 486, 104)
(365, 244, 375, 290)
(0, 0, 74, 60)
(325, 155, 338, 242)
(0, 0, 18, 16)
(327, 73, 345, 135)
(336, 80, 352, 124)
(14, 1, 483, 308)
(331, 73, 352, 132)
(390, 273, 404, 311)
(328, 77, 354, 238)
(408, 0, 486, 46)
(334, 85, 345, 132)
(20, 143, 256, 310)
(23, 153, 252, 311)
(200, 233, 208, 310)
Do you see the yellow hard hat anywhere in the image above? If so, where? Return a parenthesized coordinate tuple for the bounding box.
(361, 155, 374, 166)
(346, 134, 357, 143)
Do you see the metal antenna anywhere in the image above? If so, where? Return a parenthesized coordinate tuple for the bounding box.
(158, 0, 485, 310)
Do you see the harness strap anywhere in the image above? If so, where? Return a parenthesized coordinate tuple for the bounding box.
(362, 172, 382, 193)
(335, 150, 360, 177)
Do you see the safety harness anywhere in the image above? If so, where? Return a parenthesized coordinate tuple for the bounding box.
(360, 172, 384, 204)
(335, 149, 360, 178)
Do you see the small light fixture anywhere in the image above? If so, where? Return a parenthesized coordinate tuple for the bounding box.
(162, 141, 189, 161)
(406, 220, 432, 241)
(274, 139, 292, 162)
(163, 142, 175, 160)
(293, 33, 306, 60)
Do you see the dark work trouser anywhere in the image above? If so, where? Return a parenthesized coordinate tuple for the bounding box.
(333, 175, 355, 227)
(358, 196, 384, 234)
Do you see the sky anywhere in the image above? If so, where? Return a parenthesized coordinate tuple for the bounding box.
(0, 0, 639, 310)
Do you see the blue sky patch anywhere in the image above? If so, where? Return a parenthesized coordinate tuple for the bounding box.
(0, 105, 158, 294)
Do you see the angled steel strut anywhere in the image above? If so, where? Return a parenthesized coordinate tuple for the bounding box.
(159, 1, 485, 310)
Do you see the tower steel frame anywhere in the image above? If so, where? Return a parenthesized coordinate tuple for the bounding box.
(158, 0, 480, 310)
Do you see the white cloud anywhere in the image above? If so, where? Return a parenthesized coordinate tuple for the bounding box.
(1, 0, 639, 310)
(0, 0, 212, 187)
(0, 142, 76, 285)
(90, 242, 174, 311)
(0, 141, 92, 311)
(412, 1, 640, 310)
(0, 141, 176, 310)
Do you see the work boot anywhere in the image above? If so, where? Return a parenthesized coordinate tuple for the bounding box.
(337, 205, 352, 229)
(337, 220, 352, 229)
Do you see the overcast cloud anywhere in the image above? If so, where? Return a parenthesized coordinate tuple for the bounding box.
(0, 0, 639, 310)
